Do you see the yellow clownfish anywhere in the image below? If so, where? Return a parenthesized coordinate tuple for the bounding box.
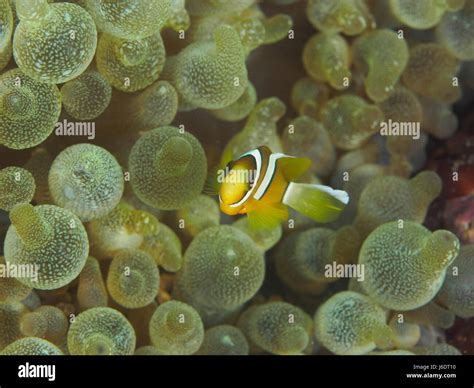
(207, 146, 349, 229)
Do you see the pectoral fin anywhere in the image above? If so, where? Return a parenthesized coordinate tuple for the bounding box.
(247, 202, 289, 230)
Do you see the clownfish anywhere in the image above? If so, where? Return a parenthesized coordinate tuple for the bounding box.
(206, 146, 349, 229)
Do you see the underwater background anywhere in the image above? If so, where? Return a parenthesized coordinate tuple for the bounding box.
(0, 0, 473, 356)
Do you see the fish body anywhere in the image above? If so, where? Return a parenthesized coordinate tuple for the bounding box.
(211, 146, 349, 229)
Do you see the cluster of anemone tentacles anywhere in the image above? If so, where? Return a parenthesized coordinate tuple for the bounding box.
(0, 0, 473, 356)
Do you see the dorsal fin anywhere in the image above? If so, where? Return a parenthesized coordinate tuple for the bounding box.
(278, 157, 311, 181)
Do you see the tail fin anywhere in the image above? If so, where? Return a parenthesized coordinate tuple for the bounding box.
(282, 183, 349, 223)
